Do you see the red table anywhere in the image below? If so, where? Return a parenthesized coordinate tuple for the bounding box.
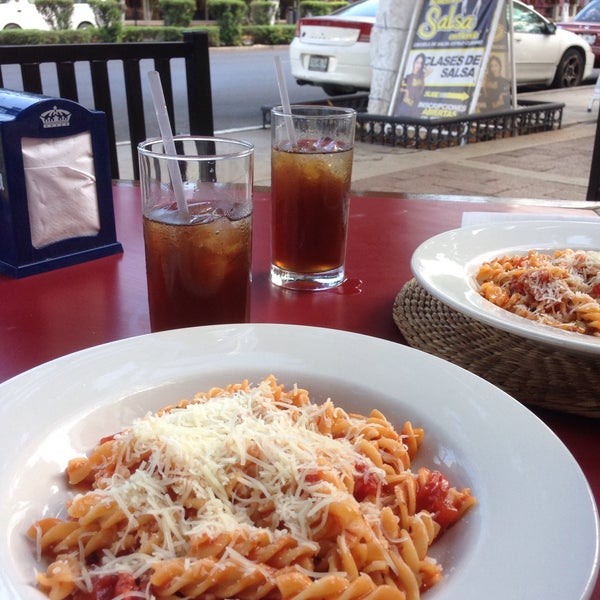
(1, 184, 599, 599)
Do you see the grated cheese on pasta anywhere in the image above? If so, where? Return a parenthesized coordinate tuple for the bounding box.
(476, 248, 600, 336)
(103, 382, 385, 546)
(28, 376, 476, 600)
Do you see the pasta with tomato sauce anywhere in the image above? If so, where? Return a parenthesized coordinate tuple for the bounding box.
(28, 376, 476, 600)
(476, 248, 600, 335)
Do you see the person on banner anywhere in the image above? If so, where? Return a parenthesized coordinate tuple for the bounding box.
(395, 52, 431, 118)
(477, 55, 511, 112)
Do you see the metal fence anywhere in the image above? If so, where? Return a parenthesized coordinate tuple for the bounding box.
(262, 93, 564, 150)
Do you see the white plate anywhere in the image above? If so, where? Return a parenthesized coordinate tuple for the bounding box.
(411, 220, 600, 355)
(0, 324, 598, 600)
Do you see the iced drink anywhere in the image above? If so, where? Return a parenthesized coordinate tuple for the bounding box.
(271, 142, 352, 275)
(270, 106, 356, 291)
(143, 203, 252, 332)
(138, 136, 254, 332)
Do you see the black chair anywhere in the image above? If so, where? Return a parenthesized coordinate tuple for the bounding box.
(0, 31, 214, 179)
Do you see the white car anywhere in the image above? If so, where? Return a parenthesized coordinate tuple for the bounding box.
(0, 0, 97, 30)
(290, 0, 595, 95)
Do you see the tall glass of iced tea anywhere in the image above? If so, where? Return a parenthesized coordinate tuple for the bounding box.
(270, 105, 356, 291)
(138, 136, 253, 332)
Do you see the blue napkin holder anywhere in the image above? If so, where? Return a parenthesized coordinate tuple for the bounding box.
(0, 89, 122, 278)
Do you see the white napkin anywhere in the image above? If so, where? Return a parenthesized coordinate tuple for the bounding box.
(22, 132, 100, 249)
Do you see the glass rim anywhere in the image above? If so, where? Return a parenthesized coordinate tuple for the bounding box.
(137, 135, 255, 161)
(271, 105, 357, 120)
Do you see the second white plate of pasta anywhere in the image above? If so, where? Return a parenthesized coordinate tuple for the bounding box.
(411, 219, 600, 355)
(0, 323, 597, 600)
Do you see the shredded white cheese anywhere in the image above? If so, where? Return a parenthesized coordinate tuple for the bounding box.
(90, 381, 385, 563)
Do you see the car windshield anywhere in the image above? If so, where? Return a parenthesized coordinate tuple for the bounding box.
(573, 1, 600, 22)
(511, 2, 549, 33)
(331, 0, 378, 18)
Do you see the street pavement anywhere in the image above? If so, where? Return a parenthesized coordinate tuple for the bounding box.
(118, 83, 600, 203)
(243, 84, 600, 203)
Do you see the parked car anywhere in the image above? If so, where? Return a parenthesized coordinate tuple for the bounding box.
(558, 0, 600, 67)
(0, 0, 97, 30)
(290, 0, 595, 96)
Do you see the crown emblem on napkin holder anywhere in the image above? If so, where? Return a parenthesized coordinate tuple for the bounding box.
(0, 90, 122, 278)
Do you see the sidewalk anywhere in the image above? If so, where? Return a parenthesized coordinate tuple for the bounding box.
(242, 85, 599, 202)
(118, 84, 599, 201)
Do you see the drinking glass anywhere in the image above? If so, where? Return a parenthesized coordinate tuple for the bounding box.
(138, 136, 253, 332)
(270, 105, 356, 291)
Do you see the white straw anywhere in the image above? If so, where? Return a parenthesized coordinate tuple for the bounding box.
(274, 56, 297, 148)
(147, 70, 188, 217)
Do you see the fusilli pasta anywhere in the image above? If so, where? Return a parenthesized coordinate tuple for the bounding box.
(28, 376, 476, 600)
(476, 249, 600, 335)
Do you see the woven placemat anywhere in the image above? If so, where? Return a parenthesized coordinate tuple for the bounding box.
(393, 279, 600, 418)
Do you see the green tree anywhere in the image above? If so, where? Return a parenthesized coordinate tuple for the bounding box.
(299, 1, 347, 17)
(34, 0, 74, 30)
(208, 0, 247, 46)
(159, 0, 196, 26)
(250, 1, 279, 25)
(89, 0, 124, 41)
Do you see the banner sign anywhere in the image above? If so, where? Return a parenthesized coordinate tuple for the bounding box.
(391, 0, 506, 119)
(475, 3, 512, 113)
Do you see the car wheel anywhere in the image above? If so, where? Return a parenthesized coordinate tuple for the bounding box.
(77, 21, 94, 29)
(3, 23, 22, 30)
(552, 48, 584, 88)
(322, 84, 356, 96)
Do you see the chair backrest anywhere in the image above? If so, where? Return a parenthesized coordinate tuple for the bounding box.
(0, 31, 214, 180)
